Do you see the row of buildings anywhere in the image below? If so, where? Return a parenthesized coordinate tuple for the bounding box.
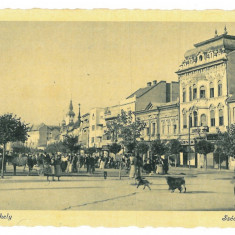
(26, 28, 235, 169)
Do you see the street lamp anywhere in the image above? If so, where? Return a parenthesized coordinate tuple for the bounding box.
(188, 112, 192, 169)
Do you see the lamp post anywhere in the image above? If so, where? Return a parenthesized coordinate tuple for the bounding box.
(188, 112, 192, 169)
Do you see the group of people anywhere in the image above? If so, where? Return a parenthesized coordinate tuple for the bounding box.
(0, 150, 170, 180)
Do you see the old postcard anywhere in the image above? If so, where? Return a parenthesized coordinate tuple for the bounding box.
(0, 9, 235, 227)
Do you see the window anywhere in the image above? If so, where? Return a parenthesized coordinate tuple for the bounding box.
(183, 113, 187, 128)
(146, 127, 150, 136)
(183, 88, 186, 102)
(92, 114, 95, 120)
(162, 123, 165, 134)
(218, 81, 222, 96)
(193, 84, 197, 99)
(200, 114, 207, 126)
(92, 125, 95, 131)
(210, 83, 214, 98)
(199, 55, 203, 61)
(91, 137, 94, 143)
(189, 86, 192, 101)
(152, 123, 155, 136)
(200, 86, 206, 98)
(219, 109, 224, 126)
(210, 110, 215, 127)
(167, 123, 170, 134)
(193, 111, 198, 127)
(173, 124, 177, 134)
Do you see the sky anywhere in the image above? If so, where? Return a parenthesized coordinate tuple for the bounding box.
(1, 21, 235, 125)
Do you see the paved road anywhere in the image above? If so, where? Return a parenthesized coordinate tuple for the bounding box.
(0, 166, 234, 211)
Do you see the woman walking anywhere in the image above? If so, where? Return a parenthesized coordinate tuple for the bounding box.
(129, 153, 137, 179)
(54, 154, 62, 181)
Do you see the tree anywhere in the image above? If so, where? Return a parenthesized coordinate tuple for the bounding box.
(136, 141, 149, 155)
(0, 114, 30, 178)
(105, 110, 145, 154)
(109, 143, 122, 157)
(63, 135, 81, 153)
(214, 147, 227, 170)
(45, 141, 67, 154)
(85, 147, 97, 156)
(151, 140, 168, 157)
(195, 140, 214, 169)
(167, 139, 183, 167)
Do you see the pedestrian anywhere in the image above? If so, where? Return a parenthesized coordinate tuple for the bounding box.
(43, 153, 53, 181)
(54, 154, 62, 181)
(129, 153, 137, 178)
(86, 155, 91, 173)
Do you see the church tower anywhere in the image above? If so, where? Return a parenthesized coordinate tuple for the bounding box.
(66, 100, 75, 125)
(77, 103, 81, 128)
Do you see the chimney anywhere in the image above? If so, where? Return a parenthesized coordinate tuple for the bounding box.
(147, 82, 152, 87)
(153, 80, 157, 85)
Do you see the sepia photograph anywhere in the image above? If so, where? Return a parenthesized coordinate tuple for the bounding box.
(0, 10, 235, 227)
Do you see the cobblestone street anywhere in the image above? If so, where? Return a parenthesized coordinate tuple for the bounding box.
(0, 166, 234, 211)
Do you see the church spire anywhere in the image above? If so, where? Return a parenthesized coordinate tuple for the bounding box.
(77, 103, 81, 127)
(69, 100, 73, 111)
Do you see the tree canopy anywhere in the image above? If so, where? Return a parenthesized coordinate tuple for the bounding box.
(195, 140, 214, 155)
(109, 143, 122, 155)
(62, 135, 81, 153)
(136, 141, 149, 155)
(151, 140, 168, 156)
(0, 114, 29, 145)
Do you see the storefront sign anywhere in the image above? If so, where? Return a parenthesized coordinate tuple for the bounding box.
(179, 139, 195, 145)
(191, 126, 209, 133)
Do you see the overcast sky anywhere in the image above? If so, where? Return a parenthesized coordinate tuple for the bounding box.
(0, 21, 235, 125)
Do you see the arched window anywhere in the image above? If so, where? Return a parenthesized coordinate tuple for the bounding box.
(210, 110, 215, 126)
(193, 111, 198, 127)
(218, 80, 222, 96)
(199, 55, 203, 61)
(219, 109, 224, 126)
(183, 113, 187, 129)
(210, 82, 214, 98)
(200, 114, 207, 126)
(189, 86, 192, 101)
(182, 88, 186, 102)
(200, 85, 206, 99)
(193, 84, 197, 99)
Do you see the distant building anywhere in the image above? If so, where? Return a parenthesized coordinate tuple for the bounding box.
(26, 123, 60, 150)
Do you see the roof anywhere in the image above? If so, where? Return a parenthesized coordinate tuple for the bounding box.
(185, 34, 235, 58)
(126, 83, 160, 99)
(30, 123, 46, 131)
(136, 100, 179, 113)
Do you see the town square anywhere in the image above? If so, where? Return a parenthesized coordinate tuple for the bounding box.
(0, 21, 235, 211)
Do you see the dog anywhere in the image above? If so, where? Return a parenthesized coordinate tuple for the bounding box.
(166, 176, 186, 193)
(136, 176, 151, 190)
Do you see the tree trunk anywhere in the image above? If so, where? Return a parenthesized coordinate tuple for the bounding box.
(219, 154, 221, 171)
(204, 154, 207, 169)
(119, 161, 122, 180)
(13, 164, 16, 176)
(1, 143, 6, 179)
